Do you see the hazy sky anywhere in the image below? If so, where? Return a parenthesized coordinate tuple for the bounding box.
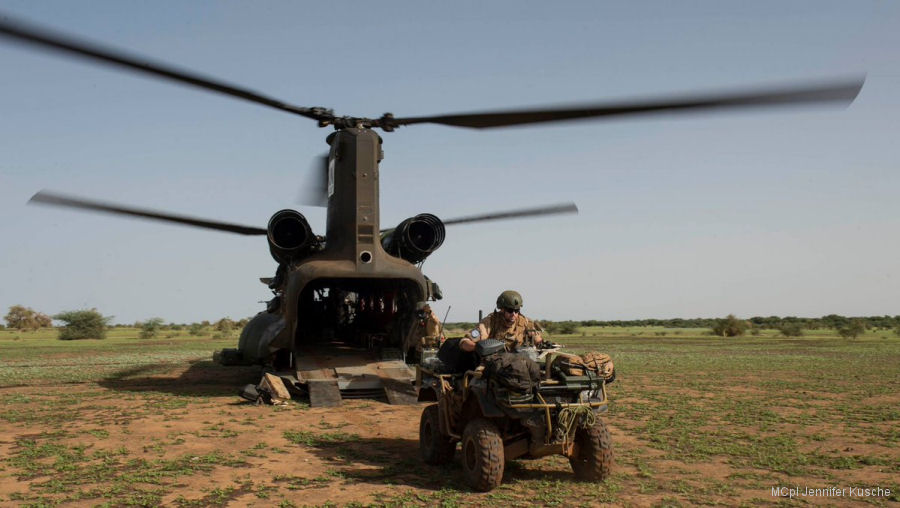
(1, 1, 898, 324)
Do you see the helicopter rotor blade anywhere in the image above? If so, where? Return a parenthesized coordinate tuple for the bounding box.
(296, 154, 329, 207)
(0, 13, 863, 134)
(0, 14, 323, 121)
(442, 202, 578, 226)
(387, 78, 864, 130)
(29, 191, 267, 236)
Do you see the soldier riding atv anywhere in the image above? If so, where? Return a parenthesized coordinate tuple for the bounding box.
(415, 335, 615, 491)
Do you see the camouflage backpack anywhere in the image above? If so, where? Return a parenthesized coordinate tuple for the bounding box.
(483, 351, 541, 393)
(581, 352, 615, 381)
(549, 351, 615, 381)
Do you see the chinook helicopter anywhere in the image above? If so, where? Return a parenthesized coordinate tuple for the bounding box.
(1, 15, 862, 405)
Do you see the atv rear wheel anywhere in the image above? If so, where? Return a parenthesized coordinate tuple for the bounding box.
(419, 404, 456, 465)
(569, 418, 613, 481)
(461, 418, 504, 491)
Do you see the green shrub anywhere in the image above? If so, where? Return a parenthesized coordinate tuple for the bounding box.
(558, 321, 578, 334)
(711, 314, 749, 337)
(4, 305, 51, 331)
(139, 317, 165, 339)
(54, 309, 111, 340)
(213, 318, 237, 339)
(837, 319, 866, 339)
(541, 320, 578, 335)
(215, 318, 235, 333)
(778, 322, 804, 337)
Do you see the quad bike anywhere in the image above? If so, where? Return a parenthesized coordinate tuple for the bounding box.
(415, 339, 613, 491)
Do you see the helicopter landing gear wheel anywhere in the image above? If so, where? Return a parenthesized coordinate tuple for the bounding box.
(461, 418, 504, 491)
(569, 418, 613, 481)
(419, 404, 456, 465)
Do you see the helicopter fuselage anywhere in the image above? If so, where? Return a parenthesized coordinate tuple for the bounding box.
(236, 128, 433, 371)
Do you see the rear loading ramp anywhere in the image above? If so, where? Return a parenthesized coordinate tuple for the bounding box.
(292, 343, 416, 406)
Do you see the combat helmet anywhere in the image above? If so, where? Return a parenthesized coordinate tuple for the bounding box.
(496, 290, 523, 311)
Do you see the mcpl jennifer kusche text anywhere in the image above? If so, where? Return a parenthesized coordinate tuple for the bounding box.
(772, 486, 891, 499)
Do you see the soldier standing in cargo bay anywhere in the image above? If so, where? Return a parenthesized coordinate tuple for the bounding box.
(405, 301, 444, 362)
(460, 290, 543, 352)
(414, 302, 444, 350)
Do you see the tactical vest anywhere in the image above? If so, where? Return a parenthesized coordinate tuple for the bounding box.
(481, 312, 533, 350)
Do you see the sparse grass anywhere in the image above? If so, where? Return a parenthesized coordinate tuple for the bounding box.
(3, 428, 248, 505)
(273, 474, 332, 490)
(1, 327, 897, 506)
(173, 483, 252, 507)
(0, 327, 236, 386)
(283, 430, 361, 447)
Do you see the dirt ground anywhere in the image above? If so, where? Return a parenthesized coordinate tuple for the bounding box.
(1, 358, 898, 507)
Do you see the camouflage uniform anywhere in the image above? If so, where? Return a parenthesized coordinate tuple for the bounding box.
(416, 308, 444, 352)
(466, 312, 542, 351)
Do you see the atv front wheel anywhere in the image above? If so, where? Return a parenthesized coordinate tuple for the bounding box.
(461, 418, 504, 491)
(569, 418, 613, 481)
(419, 404, 456, 465)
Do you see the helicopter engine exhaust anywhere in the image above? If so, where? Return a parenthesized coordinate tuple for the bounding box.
(267, 209, 314, 263)
(381, 213, 446, 264)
